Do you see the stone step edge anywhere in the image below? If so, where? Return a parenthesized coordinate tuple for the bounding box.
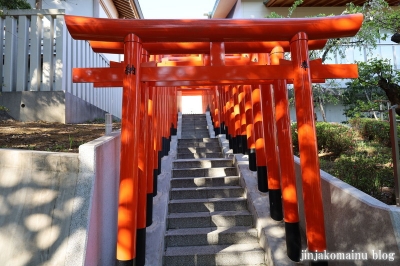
(167, 210, 251, 219)
(164, 242, 264, 256)
(172, 166, 237, 171)
(170, 185, 243, 192)
(165, 226, 257, 237)
(169, 196, 246, 204)
(173, 158, 231, 162)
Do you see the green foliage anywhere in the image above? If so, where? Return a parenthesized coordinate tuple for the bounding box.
(332, 153, 394, 200)
(0, 0, 31, 10)
(349, 117, 400, 146)
(287, 0, 303, 18)
(291, 122, 356, 155)
(292, 118, 396, 204)
(344, 58, 400, 118)
(315, 122, 357, 154)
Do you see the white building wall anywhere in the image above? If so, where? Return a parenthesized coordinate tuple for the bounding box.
(42, 0, 100, 17)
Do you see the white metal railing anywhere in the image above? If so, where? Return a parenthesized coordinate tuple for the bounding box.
(0, 9, 122, 118)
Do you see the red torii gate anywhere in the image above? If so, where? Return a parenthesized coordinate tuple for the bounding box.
(65, 14, 363, 266)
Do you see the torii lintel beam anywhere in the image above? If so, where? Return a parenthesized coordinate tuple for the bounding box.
(89, 40, 328, 54)
(65, 14, 363, 43)
(73, 63, 357, 86)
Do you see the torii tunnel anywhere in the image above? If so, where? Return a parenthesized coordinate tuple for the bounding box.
(66, 13, 363, 266)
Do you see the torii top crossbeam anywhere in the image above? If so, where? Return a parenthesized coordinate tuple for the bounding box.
(65, 14, 363, 42)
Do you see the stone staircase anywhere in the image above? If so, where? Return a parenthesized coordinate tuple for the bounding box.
(163, 114, 266, 266)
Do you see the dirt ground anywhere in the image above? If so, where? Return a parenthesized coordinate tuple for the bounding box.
(0, 110, 121, 153)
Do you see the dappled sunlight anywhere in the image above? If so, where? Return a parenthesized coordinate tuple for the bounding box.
(25, 213, 52, 232)
(0, 149, 84, 265)
(0, 224, 32, 264)
(36, 225, 60, 250)
(8, 188, 58, 206)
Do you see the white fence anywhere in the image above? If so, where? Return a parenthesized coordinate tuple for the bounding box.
(0, 9, 122, 118)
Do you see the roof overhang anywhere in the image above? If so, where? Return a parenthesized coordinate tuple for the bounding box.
(110, 0, 143, 19)
(210, 0, 237, 18)
(263, 0, 399, 7)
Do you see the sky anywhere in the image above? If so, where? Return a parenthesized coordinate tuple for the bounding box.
(138, 0, 217, 19)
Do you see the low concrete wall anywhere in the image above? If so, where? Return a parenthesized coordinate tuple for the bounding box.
(76, 131, 121, 266)
(0, 91, 108, 123)
(0, 131, 121, 266)
(294, 156, 400, 265)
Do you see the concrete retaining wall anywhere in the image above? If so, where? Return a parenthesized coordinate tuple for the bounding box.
(71, 131, 121, 266)
(294, 156, 400, 265)
(0, 91, 109, 123)
(0, 131, 121, 266)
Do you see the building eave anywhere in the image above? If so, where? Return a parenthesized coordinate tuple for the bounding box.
(112, 0, 143, 19)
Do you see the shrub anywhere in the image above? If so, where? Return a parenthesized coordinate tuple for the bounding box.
(332, 154, 394, 201)
(291, 122, 356, 155)
(349, 118, 400, 146)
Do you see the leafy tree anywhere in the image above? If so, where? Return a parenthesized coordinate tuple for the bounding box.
(0, 0, 31, 10)
(344, 58, 400, 117)
(266, 0, 400, 121)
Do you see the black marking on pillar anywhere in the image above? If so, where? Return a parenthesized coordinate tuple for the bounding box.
(116, 259, 135, 266)
(269, 189, 283, 221)
(153, 169, 158, 197)
(162, 137, 167, 156)
(232, 136, 238, 153)
(241, 135, 248, 154)
(236, 135, 241, 153)
(257, 166, 268, 192)
(249, 148, 257, 171)
(167, 135, 171, 154)
(311, 259, 329, 266)
(157, 151, 162, 175)
(146, 193, 153, 227)
(285, 222, 301, 262)
(220, 122, 225, 134)
(214, 127, 220, 135)
(228, 135, 233, 150)
(136, 228, 146, 266)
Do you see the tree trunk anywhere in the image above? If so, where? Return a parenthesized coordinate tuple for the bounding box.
(36, 0, 42, 9)
(318, 96, 327, 122)
(378, 78, 400, 116)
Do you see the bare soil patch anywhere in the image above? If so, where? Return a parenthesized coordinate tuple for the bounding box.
(0, 111, 121, 153)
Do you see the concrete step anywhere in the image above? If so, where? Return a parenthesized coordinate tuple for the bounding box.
(181, 122, 207, 124)
(172, 167, 237, 178)
(167, 210, 253, 229)
(170, 176, 239, 188)
(173, 159, 233, 169)
(177, 147, 221, 154)
(176, 152, 223, 159)
(169, 186, 244, 200)
(177, 142, 220, 148)
(164, 243, 265, 266)
(181, 129, 209, 133)
(178, 138, 219, 144)
(180, 127, 209, 130)
(168, 197, 247, 213)
(165, 226, 258, 247)
(181, 134, 210, 138)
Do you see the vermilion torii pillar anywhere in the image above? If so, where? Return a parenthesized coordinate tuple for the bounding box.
(66, 14, 363, 266)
